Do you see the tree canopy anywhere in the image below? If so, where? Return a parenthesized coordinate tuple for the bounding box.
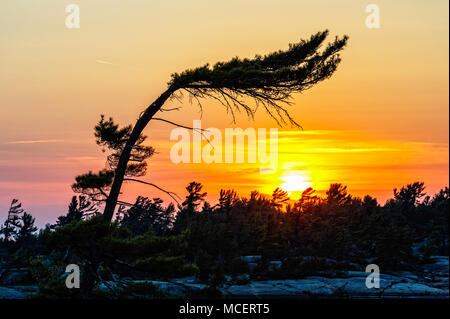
(170, 30, 348, 127)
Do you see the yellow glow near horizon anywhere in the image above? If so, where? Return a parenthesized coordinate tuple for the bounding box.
(279, 171, 313, 198)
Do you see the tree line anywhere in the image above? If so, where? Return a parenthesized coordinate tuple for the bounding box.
(0, 181, 448, 297)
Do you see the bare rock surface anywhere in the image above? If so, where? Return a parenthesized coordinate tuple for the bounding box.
(0, 286, 37, 299)
(218, 274, 448, 298)
(1, 256, 448, 299)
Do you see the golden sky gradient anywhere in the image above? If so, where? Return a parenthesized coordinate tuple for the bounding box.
(0, 0, 448, 225)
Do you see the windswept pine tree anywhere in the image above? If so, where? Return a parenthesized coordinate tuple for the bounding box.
(56, 196, 98, 227)
(72, 30, 348, 221)
(16, 212, 38, 244)
(0, 199, 24, 242)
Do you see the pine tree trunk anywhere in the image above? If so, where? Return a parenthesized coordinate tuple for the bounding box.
(103, 86, 176, 221)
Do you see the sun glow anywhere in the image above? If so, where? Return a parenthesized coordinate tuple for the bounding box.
(279, 172, 313, 195)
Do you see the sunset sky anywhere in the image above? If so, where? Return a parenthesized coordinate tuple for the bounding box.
(0, 0, 448, 226)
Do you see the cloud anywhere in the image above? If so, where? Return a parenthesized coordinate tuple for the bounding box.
(278, 130, 343, 136)
(301, 147, 394, 153)
(5, 139, 63, 145)
(96, 59, 114, 65)
(278, 147, 395, 155)
(63, 156, 102, 161)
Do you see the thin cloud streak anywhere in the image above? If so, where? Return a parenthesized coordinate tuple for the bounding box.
(5, 139, 64, 145)
(96, 59, 114, 65)
(301, 147, 395, 153)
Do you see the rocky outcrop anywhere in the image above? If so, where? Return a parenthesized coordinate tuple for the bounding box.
(0, 268, 33, 285)
(419, 256, 449, 291)
(158, 256, 449, 298)
(0, 286, 37, 299)
(219, 274, 448, 298)
(0, 287, 28, 299)
(1, 256, 448, 299)
(143, 257, 449, 298)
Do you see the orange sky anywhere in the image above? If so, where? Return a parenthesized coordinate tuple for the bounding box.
(0, 0, 448, 226)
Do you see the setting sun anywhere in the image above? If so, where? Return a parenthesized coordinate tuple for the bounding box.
(279, 172, 313, 197)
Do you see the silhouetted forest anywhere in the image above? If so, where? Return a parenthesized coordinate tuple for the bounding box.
(0, 181, 448, 298)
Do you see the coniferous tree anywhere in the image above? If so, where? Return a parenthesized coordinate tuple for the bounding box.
(271, 187, 290, 208)
(72, 116, 179, 213)
(56, 196, 98, 227)
(119, 196, 175, 236)
(16, 212, 38, 244)
(0, 199, 24, 242)
(174, 182, 207, 232)
(100, 31, 348, 221)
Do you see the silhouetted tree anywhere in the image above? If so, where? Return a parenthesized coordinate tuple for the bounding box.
(56, 196, 98, 227)
(386, 182, 427, 226)
(218, 189, 239, 213)
(119, 196, 175, 235)
(294, 187, 320, 213)
(72, 169, 114, 205)
(326, 183, 351, 206)
(0, 199, 24, 242)
(271, 187, 290, 208)
(394, 182, 426, 208)
(16, 212, 38, 244)
(101, 30, 349, 221)
(174, 182, 207, 232)
(182, 182, 207, 212)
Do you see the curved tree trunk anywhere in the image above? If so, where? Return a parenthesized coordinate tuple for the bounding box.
(103, 86, 177, 222)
